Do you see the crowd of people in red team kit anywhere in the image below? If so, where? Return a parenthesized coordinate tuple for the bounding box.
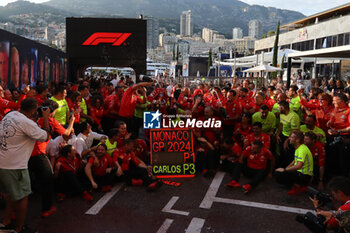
(1, 73, 350, 230)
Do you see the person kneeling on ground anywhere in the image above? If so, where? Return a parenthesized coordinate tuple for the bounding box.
(112, 139, 161, 192)
(310, 177, 350, 232)
(225, 140, 274, 194)
(274, 130, 313, 195)
(54, 145, 93, 202)
(84, 144, 115, 192)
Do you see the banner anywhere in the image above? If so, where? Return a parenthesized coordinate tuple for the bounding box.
(150, 128, 195, 178)
(0, 29, 67, 89)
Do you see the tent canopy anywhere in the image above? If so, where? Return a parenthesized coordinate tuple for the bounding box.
(243, 64, 283, 73)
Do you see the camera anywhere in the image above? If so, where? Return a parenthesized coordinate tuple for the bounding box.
(296, 212, 326, 233)
(306, 186, 332, 207)
(296, 187, 333, 233)
(329, 136, 342, 146)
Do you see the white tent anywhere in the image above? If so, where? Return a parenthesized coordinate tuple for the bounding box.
(243, 64, 283, 72)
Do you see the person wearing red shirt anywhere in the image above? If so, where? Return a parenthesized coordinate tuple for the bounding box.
(115, 121, 132, 148)
(34, 85, 48, 106)
(224, 89, 242, 120)
(220, 137, 242, 175)
(99, 83, 110, 99)
(233, 112, 252, 146)
(238, 87, 254, 113)
(147, 84, 168, 103)
(198, 106, 221, 147)
(191, 95, 205, 118)
(327, 93, 350, 177)
(304, 132, 325, 190)
(119, 81, 155, 132)
(0, 84, 28, 120)
(102, 86, 123, 132)
(327, 93, 350, 134)
(112, 139, 161, 191)
(249, 91, 266, 114)
(66, 91, 82, 132)
(312, 93, 333, 134)
(192, 83, 204, 97)
(84, 144, 115, 192)
(311, 177, 350, 232)
(194, 135, 216, 177)
(225, 140, 274, 193)
(242, 79, 254, 97)
(223, 89, 242, 138)
(244, 122, 270, 149)
(177, 87, 193, 110)
(54, 145, 92, 202)
(134, 138, 149, 163)
(299, 87, 321, 111)
(90, 95, 104, 133)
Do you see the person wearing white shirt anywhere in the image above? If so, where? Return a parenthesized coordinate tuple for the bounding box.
(0, 98, 50, 233)
(74, 121, 107, 160)
(46, 131, 77, 167)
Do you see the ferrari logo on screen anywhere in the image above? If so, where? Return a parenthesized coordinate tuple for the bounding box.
(82, 32, 132, 46)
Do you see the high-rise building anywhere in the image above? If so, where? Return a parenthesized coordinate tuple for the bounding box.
(249, 20, 262, 39)
(202, 28, 218, 43)
(144, 16, 159, 49)
(232, 27, 243, 39)
(180, 10, 193, 37)
(44, 26, 54, 42)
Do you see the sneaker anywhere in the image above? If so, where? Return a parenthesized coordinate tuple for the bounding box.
(287, 186, 301, 196)
(146, 181, 163, 192)
(225, 180, 241, 189)
(131, 179, 143, 186)
(57, 193, 66, 201)
(17, 226, 38, 233)
(242, 184, 252, 194)
(49, 206, 57, 213)
(82, 191, 93, 202)
(0, 222, 16, 232)
(101, 185, 112, 192)
(41, 205, 57, 218)
(299, 186, 307, 194)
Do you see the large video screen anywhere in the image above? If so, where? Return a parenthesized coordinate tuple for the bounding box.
(66, 18, 146, 61)
(0, 29, 67, 90)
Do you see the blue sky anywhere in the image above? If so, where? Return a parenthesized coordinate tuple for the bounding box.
(0, 0, 349, 16)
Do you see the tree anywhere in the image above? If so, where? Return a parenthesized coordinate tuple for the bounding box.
(281, 54, 286, 69)
(208, 48, 212, 71)
(272, 20, 280, 67)
(271, 20, 280, 79)
(280, 54, 286, 77)
(172, 44, 175, 61)
(176, 44, 179, 61)
(262, 34, 266, 39)
(267, 30, 275, 37)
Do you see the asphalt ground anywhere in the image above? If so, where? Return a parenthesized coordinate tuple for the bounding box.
(0, 171, 315, 233)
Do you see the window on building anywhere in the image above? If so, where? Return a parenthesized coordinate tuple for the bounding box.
(316, 37, 326, 49)
(280, 44, 290, 50)
(292, 43, 300, 51)
(345, 33, 350, 45)
(326, 36, 332, 48)
(332, 35, 337, 47)
(338, 34, 344, 46)
(309, 40, 314, 50)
